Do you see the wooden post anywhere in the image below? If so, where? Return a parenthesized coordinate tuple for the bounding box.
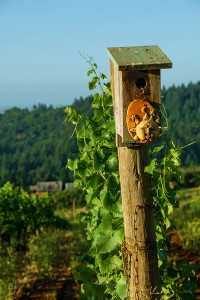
(118, 146, 160, 299)
(107, 46, 172, 300)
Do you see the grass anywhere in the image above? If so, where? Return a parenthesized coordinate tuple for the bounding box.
(24, 207, 88, 277)
(0, 247, 18, 300)
(171, 187, 200, 250)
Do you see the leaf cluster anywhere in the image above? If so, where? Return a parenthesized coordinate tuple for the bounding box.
(145, 140, 197, 298)
(65, 57, 126, 299)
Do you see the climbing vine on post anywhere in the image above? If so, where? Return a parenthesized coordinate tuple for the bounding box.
(65, 57, 126, 299)
(146, 141, 197, 300)
(65, 57, 196, 300)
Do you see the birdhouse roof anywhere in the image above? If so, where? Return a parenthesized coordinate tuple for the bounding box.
(107, 45, 172, 71)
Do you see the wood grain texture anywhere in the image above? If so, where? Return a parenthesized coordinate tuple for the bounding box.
(110, 61, 125, 146)
(118, 146, 161, 300)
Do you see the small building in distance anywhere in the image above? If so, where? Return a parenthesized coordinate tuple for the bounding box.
(29, 185, 38, 194)
(29, 181, 74, 194)
(37, 181, 62, 193)
(65, 182, 74, 191)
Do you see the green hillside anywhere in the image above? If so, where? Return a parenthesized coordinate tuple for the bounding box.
(163, 81, 200, 166)
(0, 82, 199, 189)
(0, 96, 92, 188)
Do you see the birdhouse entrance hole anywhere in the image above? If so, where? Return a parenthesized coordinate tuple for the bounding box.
(135, 77, 147, 89)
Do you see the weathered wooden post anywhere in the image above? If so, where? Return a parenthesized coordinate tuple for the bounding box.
(107, 46, 172, 300)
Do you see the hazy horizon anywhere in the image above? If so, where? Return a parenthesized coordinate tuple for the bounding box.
(1, 79, 200, 114)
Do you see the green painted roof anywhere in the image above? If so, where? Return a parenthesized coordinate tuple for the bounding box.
(107, 45, 172, 70)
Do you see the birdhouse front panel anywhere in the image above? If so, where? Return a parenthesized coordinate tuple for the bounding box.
(111, 64, 161, 145)
(108, 46, 172, 146)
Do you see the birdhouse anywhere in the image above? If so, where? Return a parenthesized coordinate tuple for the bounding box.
(107, 45, 172, 146)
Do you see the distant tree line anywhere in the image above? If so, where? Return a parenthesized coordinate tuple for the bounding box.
(0, 82, 199, 189)
(0, 96, 92, 188)
(163, 81, 200, 167)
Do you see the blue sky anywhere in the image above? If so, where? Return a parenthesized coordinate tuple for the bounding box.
(0, 0, 199, 111)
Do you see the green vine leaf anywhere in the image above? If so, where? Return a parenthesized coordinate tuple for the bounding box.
(82, 282, 106, 300)
(106, 155, 118, 172)
(73, 263, 97, 283)
(152, 145, 165, 153)
(96, 254, 122, 274)
(88, 77, 98, 90)
(92, 231, 121, 254)
(106, 175, 118, 193)
(100, 73, 107, 80)
(145, 158, 157, 175)
(87, 69, 94, 76)
(95, 213, 112, 234)
(92, 150, 104, 172)
(116, 277, 127, 299)
(67, 158, 79, 171)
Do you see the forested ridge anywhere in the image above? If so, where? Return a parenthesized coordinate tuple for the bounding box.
(0, 81, 199, 189)
(163, 81, 200, 166)
(0, 96, 93, 188)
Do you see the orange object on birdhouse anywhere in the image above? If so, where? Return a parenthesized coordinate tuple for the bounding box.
(126, 99, 161, 143)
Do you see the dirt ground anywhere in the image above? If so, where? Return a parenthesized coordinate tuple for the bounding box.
(14, 264, 79, 300)
(14, 231, 200, 300)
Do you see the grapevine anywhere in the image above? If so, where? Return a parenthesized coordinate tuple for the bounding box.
(65, 57, 196, 299)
